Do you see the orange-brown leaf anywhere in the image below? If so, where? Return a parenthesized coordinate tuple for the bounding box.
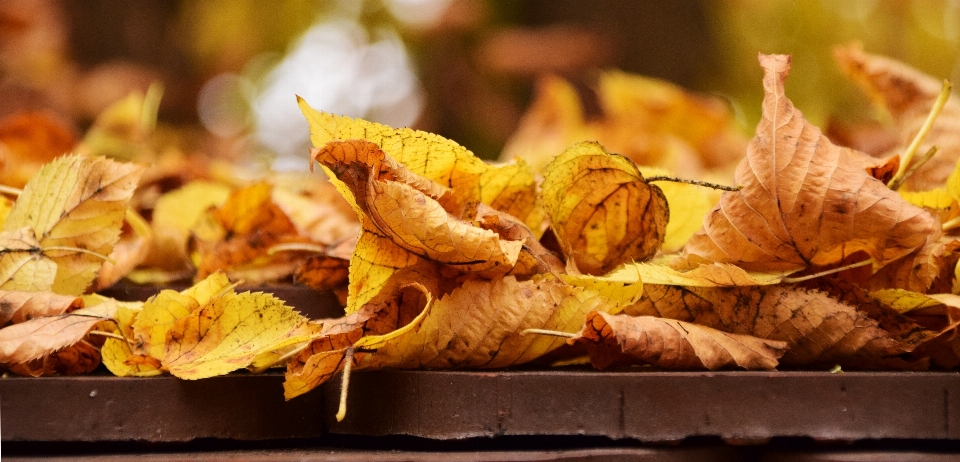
(0, 290, 83, 327)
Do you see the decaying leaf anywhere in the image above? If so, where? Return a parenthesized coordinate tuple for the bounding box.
(3, 154, 144, 294)
(608, 260, 791, 287)
(540, 141, 668, 275)
(685, 54, 937, 279)
(0, 290, 82, 326)
(0, 299, 116, 370)
(573, 311, 787, 370)
(0, 228, 56, 292)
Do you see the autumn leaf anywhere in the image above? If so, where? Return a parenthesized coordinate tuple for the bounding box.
(0, 299, 116, 370)
(190, 182, 309, 283)
(92, 209, 153, 291)
(310, 139, 530, 310)
(572, 311, 787, 370)
(76, 84, 162, 162)
(638, 166, 721, 253)
(294, 254, 350, 291)
(100, 302, 161, 377)
(835, 43, 960, 189)
(626, 284, 903, 367)
(685, 54, 937, 280)
(162, 290, 315, 380)
(540, 141, 668, 275)
(0, 290, 83, 326)
(3, 154, 144, 294)
(299, 97, 542, 231)
(608, 260, 791, 287)
(0, 228, 57, 292)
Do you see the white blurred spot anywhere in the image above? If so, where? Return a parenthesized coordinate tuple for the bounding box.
(386, 0, 455, 27)
(254, 19, 424, 171)
(197, 73, 255, 138)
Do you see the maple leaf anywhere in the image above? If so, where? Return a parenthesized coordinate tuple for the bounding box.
(835, 43, 960, 190)
(3, 154, 143, 295)
(540, 141, 668, 275)
(684, 54, 937, 280)
(572, 311, 787, 370)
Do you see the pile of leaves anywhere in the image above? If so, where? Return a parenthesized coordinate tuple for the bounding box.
(3, 46, 960, 421)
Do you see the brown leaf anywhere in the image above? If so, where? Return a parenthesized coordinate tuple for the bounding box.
(0, 110, 77, 188)
(0, 290, 82, 326)
(626, 284, 903, 367)
(0, 300, 115, 367)
(573, 311, 787, 370)
(835, 43, 960, 189)
(685, 54, 937, 276)
(6, 340, 100, 377)
(294, 255, 350, 291)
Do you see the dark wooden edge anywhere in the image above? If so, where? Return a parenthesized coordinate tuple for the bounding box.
(4, 370, 960, 444)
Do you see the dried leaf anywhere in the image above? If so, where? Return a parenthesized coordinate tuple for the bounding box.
(638, 166, 722, 253)
(3, 154, 143, 294)
(294, 255, 349, 291)
(0, 228, 56, 292)
(100, 303, 162, 377)
(608, 260, 790, 287)
(573, 311, 787, 370)
(92, 209, 152, 291)
(0, 110, 77, 188)
(0, 300, 115, 366)
(685, 54, 937, 276)
(0, 290, 82, 326)
(141, 180, 231, 273)
(540, 141, 668, 274)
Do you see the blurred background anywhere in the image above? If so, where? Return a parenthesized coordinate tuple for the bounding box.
(2, 0, 959, 169)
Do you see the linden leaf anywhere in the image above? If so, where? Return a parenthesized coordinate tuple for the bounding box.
(0, 290, 83, 326)
(573, 311, 787, 370)
(835, 43, 960, 189)
(685, 54, 937, 276)
(0, 300, 116, 367)
(299, 97, 541, 231)
(163, 291, 312, 380)
(0, 228, 56, 292)
(3, 154, 144, 295)
(540, 141, 668, 275)
(626, 284, 903, 367)
(191, 182, 309, 283)
(311, 139, 529, 309)
(100, 303, 162, 377)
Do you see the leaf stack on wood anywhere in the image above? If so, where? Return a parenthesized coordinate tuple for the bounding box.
(2, 48, 960, 421)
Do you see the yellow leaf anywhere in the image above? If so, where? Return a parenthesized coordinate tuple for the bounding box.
(540, 141, 668, 275)
(142, 180, 231, 272)
(101, 303, 162, 377)
(0, 228, 56, 292)
(163, 291, 311, 380)
(870, 289, 953, 314)
(298, 97, 541, 231)
(77, 84, 162, 161)
(133, 289, 200, 361)
(608, 261, 790, 287)
(638, 166, 721, 253)
(3, 154, 143, 294)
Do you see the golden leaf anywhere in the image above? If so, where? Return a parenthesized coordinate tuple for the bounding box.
(0, 228, 56, 292)
(3, 154, 143, 294)
(608, 260, 790, 287)
(540, 141, 668, 275)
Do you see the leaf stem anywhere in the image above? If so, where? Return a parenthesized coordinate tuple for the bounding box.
(646, 176, 741, 192)
(336, 346, 354, 422)
(782, 258, 875, 284)
(889, 146, 939, 191)
(41, 246, 116, 264)
(267, 242, 327, 255)
(249, 342, 311, 374)
(88, 330, 126, 341)
(887, 79, 952, 189)
(0, 184, 22, 197)
(943, 215, 960, 232)
(520, 328, 577, 339)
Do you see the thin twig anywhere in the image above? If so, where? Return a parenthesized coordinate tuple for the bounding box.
(888, 79, 952, 189)
(0, 184, 23, 197)
(267, 242, 328, 255)
(943, 215, 960, 232)
(646, 176, 741, 192)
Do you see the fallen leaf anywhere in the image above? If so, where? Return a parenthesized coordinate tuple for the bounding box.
(0, 299, 116, 367)
(0, 110, 77, 188)
(573, 311, 787, 370)
(91, 209, 153, 291)
(638, 166, 722, 253)
(540, 141, 668, 275)
(0, 290, 82, 326)
(608, 260, 791, 287)
(163, 291, 313, 379)
(685, 54, 937, 277)
(3, 154, 144, 294)
(7, 340, 101, 377)
(294, 255, 350, 291)
(0, 228, 56, 292)
(100, 302, 162, 377)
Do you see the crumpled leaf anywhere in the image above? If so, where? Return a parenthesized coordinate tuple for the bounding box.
(190, 182, 309, 283)
(573, 311, 787, 370)
(7, 341, 101, 377)
(540, 141, 668, 275)
(0, 299, 116, 368)
(294, 255, 350, 291)
(626, 284, 903, 367)
(835, 43, 960, 190)
(310, 139, 531, 310)
(163, 290, 316, 380)
(299, 97, 542, 232)
(0, 290, 82, 326)
(685, 54, 937, 278)
(3, 154, 144, 294)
